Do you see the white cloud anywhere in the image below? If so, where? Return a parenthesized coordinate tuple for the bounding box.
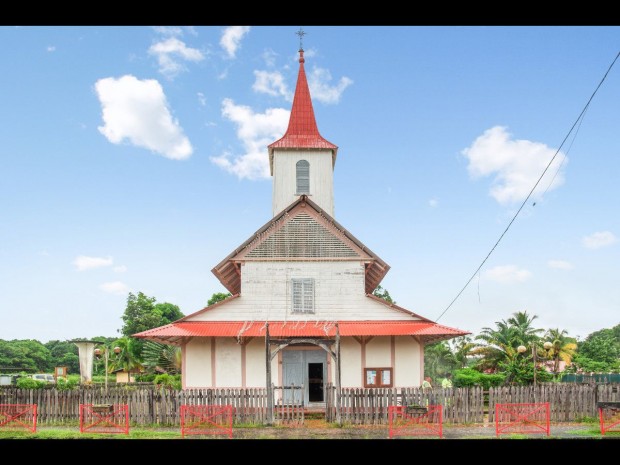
(484, 265, 531, 283)
(220, 26, 250, 58)
(582, 231, 617, 249)
(99, 281, 129, 296)
(429, 198, 439, 208)
(252, 70, 292, 101)
(210, 98, 289, 179)
(197, 92, 206, 107)
(152, 26, 183, 36)
(148, 37, 204, 79)
(95, 75, 193, 160)
(113, 265, 127, 273)
(547, 260, 574, 270)
(308, 67, 353, 104)
(46, 45, 56, 52)
(73, 255, 113, 271)
(462, 126, 567, 206)
(262, 48, 278, 67)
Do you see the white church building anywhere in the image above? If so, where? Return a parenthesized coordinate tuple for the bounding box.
(135, 47, 468, 406)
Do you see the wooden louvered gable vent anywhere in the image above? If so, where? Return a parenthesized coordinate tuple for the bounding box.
(245, 213, 359, 259)
(292, 278, 314, 313)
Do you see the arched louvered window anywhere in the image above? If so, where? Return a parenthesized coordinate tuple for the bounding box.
(296, 160, 310, 194)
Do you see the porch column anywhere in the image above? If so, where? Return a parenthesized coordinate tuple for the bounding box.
(265, 323, 274, 425)
(335, 324, 342, 424)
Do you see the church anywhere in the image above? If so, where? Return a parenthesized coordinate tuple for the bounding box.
(135, 46, 468, 406)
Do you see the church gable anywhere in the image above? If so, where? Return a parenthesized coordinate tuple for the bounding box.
(240, 206, 366, 261)
(212, 196, 389, 295)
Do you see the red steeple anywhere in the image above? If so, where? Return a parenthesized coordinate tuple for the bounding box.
(268, 49, 338, 174)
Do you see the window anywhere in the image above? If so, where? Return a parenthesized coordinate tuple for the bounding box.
(296, 160, 310, 194)
(292, 278, 314, 314)
(364, 368, 393, 388)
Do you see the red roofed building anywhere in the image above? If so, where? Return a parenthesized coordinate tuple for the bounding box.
(135, 46, 468, 407)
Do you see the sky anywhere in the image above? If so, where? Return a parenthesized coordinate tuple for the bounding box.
(1, 26, 619, 343)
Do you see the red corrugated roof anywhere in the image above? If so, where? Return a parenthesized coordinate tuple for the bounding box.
(134, 320, 469, 340)
(268, 50, 337, 156)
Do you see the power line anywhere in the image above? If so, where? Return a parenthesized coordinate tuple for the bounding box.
(436, 50, 620, 323)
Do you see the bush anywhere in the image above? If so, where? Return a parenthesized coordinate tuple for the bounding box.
(55, 377, 79, 391)
(454, 368, 505, 389)
(16, 377, 47, 389)
(153, 374, 181, 390)
(135, 373, 157, 383)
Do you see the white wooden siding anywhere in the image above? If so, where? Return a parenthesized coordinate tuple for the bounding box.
(365, 336, 391, 367)
(215, 338, 242, 387)
(188, 261, 419, 322)
(395, 336, 421, 387)
(184, 338, 212, 387)
(340, 338, 362, 387)
(272, 150, 334, 217)
(245, 338, 267, 387)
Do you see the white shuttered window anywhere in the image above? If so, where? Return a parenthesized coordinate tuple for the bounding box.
(292, 278, 314, 314)
(296, 160, 310, 194)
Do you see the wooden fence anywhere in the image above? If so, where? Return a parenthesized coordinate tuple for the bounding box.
(1, 383, 617, 426)
(325, 385, 484, 424)
(326, 384, 620, 425)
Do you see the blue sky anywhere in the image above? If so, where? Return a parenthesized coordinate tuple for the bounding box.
(1, 26, 618, 342)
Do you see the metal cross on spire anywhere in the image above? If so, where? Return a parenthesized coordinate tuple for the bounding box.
(296, 27, 306, 50)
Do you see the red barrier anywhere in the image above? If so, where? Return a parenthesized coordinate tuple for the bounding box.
(79, 404, 129, 435)
(388, 405, 443, 439)
(495, 403, 550, 437)
(599, 403, 620, 435)
(180, 405, 233, 438)
(0, 404, 37, 433)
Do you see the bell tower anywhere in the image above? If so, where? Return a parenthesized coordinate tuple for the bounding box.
(268, 43, 338, 218)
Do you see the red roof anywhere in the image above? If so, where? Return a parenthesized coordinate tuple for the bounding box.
(134, 320, 469, 345)
(268, 49, 337, 168)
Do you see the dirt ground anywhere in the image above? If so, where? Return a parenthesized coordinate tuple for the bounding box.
(227, 419, 606, 439)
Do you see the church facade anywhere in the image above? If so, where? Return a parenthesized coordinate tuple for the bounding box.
(135, 47, 468, 405)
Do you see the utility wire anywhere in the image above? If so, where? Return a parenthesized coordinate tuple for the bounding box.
(436, 50, 620, 322)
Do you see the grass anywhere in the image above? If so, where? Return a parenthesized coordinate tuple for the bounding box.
(0, 428, 182, 440)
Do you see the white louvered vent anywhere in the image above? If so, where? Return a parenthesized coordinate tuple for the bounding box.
(296, 160, 310, 194)
(246, 213, 359, 258)
(292, 278, 314, 313)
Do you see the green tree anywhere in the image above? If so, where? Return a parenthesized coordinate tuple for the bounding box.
(207, 292, 232, 306)
(155, 302, 184, 325)
(45, 340, 80, 374)
(446, 336, 475, 369)
(121, 292, 160, 337)
(372, 285, 395, 304)
(544, 328, 577, 374)
(0, 339, 51, 372)
(119, 292, 184, 362)
(573, 329, 620, 372)
(424, 341, 454, 381)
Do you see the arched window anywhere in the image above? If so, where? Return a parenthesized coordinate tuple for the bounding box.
(296, 160, 310, 194)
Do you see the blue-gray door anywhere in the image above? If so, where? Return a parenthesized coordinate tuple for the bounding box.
(282, 349, 327, 405)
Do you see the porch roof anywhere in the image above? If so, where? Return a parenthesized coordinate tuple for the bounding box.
(133, 320, 469, 345)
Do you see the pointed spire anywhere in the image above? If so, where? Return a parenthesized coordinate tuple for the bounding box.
(268, 48, 338, 174)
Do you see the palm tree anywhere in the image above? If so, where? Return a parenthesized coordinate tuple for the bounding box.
(507, 310, 543, 346)
(142, 341, 182, 375)
(474, 310, 543, 373)
(108, 338, 143, 380)
(446, 336, 475, 368)
(544, 328, 577, 374)
(473, 319, 514, 371)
